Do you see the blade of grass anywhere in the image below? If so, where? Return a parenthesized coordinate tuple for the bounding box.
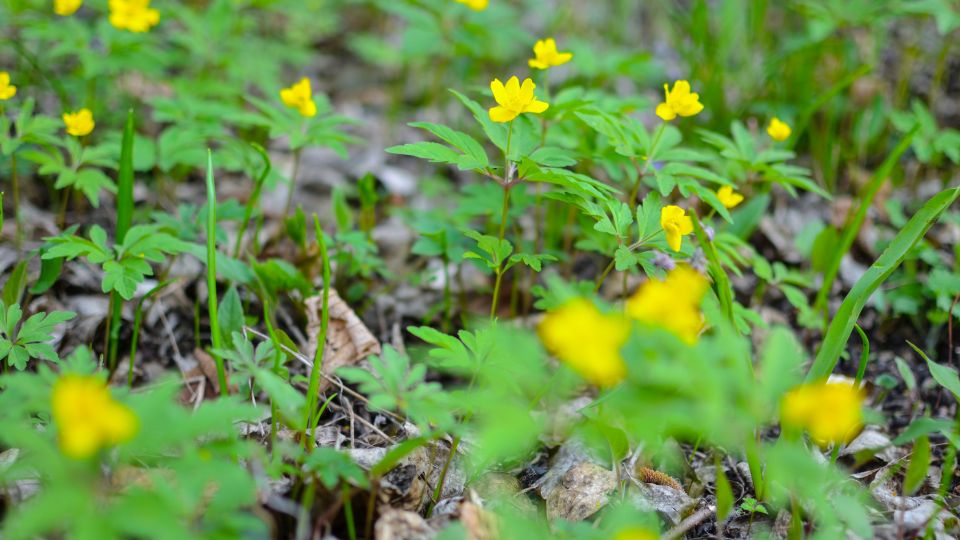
(691, 210, 737, 330)
(304, 214, 331, 449)
(128, 280, 175, 387)
(813, 129, 917, 318)
(107, 110, 136, 373)
(233, 143, 272, 259)
(807, 187, 960, 381)
(206, 150, 229, 395)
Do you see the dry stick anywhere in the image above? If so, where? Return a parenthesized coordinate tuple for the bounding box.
(663, 505, 716, 540)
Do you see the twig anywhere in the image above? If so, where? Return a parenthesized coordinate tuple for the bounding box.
(663, 505, 716, 540)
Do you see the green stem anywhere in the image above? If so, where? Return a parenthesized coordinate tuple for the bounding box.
(343, 484, 357, 540)
(489, 186, 511, 319)
(10, 152, 21, 252)
(233, 143, 272, 259)
(128, 280, 174, 387)
(283, 147, 303, 219)
(305, 214, 331, 449)
(205, 151, 228, 395)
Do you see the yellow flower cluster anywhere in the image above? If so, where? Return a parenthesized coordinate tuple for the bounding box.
(781, 381, 863, 446)
(660, 205, 693, 252)
(538, 299, 630, 387)
(0, 71, 17, 101)
(109, 0, 160, 33)
(539, 267, 709, 386)
(767, 117, 791, 141)
(626, 266, 708, 344)
(488, 76, 549, 123)
(54, 0, 82, 16)
(52, 374, 138, 459)
(280, 77, 318, 118)
(62, 108, 95, 137)
(528, 38, 572, 70)
(655, 80, 704, 122)
(454, 0, 488, 10)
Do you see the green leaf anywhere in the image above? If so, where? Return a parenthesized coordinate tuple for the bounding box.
(409, 121, 489, 170)
(386, 142, 461, 165)
(219, 286, 245, 342)
(903, 435, 931, 495)
(807, 187, 960, 381)
(715, 457, 734, 521)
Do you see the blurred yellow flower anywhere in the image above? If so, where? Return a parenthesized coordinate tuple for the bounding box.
(612, 527, 660, 540)
(660, 205, 693, 252)
(280, 77, 318, 118)
(0, 72, 17, 100)
(626, 266, 708, 344)
(54, 0, 82, 16)
(62, 108, 95, 137)
(716, 186, 744, 209)
(767, 117, 791, 141)
(489, 76, 549, 123)
(538, 299, 630, 387)
(528, 38, 573, 70)
(109, 0, 160, 33)
(781, 381, 863, 446)
(52, 374, 138, 459)
(455, 0, 488, 10)
(655, 80, 704, 121)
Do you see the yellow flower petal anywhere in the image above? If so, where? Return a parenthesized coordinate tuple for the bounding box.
(488, 106, 517, 123)
(655, 102, 676, 121)
(767, 117, 791, 142)
(539, 299, 630, 387)
(716, 186, 744, 209)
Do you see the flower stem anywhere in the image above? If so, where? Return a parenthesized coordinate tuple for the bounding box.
(283, 147, 303, 219)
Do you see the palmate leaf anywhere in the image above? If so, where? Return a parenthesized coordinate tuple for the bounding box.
(0, 301, 75, 370)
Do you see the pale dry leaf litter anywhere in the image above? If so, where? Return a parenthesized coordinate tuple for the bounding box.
(305, 289, 381, 392)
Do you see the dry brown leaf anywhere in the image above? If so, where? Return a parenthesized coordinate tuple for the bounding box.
(304, 289, 381, 392)
(460, 502, 497, 540)
(193, 348, 221, 395)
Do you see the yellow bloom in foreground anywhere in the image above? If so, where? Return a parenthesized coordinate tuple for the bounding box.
(655, 80, 704, 122)
(488, 76, 549, 123)
(455, 0, 488, 10)
(612, 527, 660, 540)
(280, 77, 318, 118)
(660, 205, 693, 252)
(109, 0, 160, 33)
(528, 38, 573, 70)
(539, 299, 630, 387)
(716, 186, 744, 209)
(626, 266, 708, 344)
(781, 381, 863, 446)
(767, 117, 791, 141)
(52, 375, 138, 459)
(0, 72, 17, 101)
(54, 0, 82, 16)
(62, 108, 95, 137)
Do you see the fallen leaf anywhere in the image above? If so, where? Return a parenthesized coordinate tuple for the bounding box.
(305, 289, 381, 392)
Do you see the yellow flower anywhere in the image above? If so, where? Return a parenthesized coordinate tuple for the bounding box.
(655, 80, 704, 122)
(538, 299, 631, 387)
(612, 527, 660, 540)
(52, 374, 138, 459)
(109, 0, 160, 33)
(488, 76, 549, 123)
(767, 117, 791, 141)
(528, 38, 573, 70)
(54, 0, 82, 16)
(0, 72, 17, 101)
(280, 77, 318, 118)
(781, 381, 863, 446)
(62, 108, 95, 137)
(626, 266, 708, 344)
(660, 205, 693, 252)
(716, 186, 744, 209)
(454, 0, 488, 10)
